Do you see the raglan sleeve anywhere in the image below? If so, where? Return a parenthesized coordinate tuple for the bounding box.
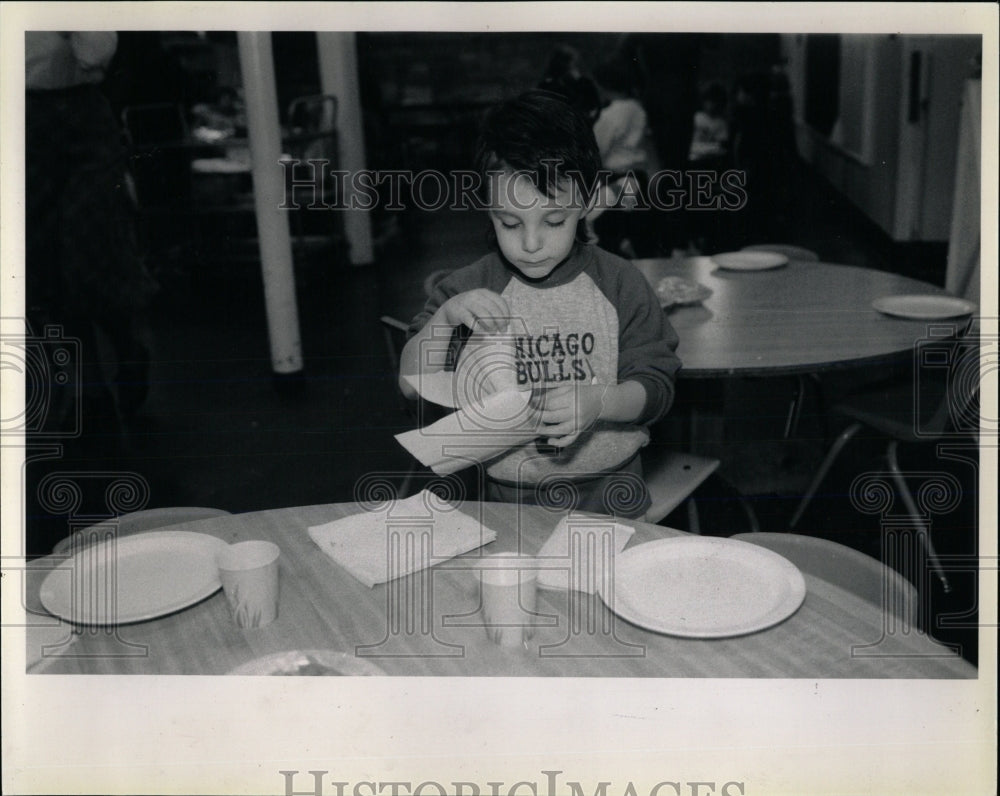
(406, 258, 504, 338)
(613, 263, 682, 425)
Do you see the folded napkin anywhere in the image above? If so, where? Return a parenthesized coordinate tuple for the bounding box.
(401, 332, 521, 410)
(307, 491, 497, 587)
(395, 388, 539, 475)
(535, 515, 636, 595)
(401, 370, 459, 408)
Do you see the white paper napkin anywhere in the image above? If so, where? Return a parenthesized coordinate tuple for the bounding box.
(307, 491, 497, 587)
(395, 388, 539, 475)
(401, 370, 459, 408)
(535, 515, 636, 594)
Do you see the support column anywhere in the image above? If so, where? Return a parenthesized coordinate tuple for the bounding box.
(237, 32, 304, 378)
(316, 31, 374, 266)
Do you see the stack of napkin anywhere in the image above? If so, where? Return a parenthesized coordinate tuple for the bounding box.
(535, 515, 636, 595)
(396, 332, 539, 475)
(307, 491, 497, 587)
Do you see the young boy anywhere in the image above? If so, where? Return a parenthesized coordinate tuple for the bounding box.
(400, 90, 681, 519)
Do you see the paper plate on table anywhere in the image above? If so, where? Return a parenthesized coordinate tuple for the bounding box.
(39, 531, 226, 626)
(600, 537, 806, 638)
(229, 650, 385, 676)
(655, 276, 713, 308)
(872, 294, 977, 320)
(711, 251, 788, 271)
(741, 244, 818, 262)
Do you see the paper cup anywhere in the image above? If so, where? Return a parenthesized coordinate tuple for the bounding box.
(217, 541, 280, 628)
(479, 554, 538, 649)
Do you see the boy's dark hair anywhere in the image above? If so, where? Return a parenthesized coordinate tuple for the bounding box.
(473, 89, 602, 208)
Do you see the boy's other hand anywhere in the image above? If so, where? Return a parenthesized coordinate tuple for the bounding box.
(437, 289, 510, 334)
(536, 383, 606, 447)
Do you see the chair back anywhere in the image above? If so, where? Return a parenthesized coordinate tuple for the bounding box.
(287, 94, 339, 163)
(915, 321, 980, 438)
(642, 449, 720, 525)
(730, 532, 918, 624)
(288, 94, 338, 133)
(380, 316, 419, 424)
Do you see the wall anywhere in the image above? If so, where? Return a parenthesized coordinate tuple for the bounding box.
(782, 33, 903, 237)
(782, 33, 980, 243)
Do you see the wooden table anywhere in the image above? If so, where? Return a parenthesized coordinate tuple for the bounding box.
(633, 257, 960, 377)
(29, 502, 975, 678)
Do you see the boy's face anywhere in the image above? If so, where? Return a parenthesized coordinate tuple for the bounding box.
(488, 171, 592, 281)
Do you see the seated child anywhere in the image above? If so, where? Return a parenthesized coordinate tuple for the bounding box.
(399, 90, 681, 519)
(688, 82, 730, 162)
(589, 55, 659, 257)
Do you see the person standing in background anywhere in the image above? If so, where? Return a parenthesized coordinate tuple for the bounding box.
(589, 55, 659, 258)
(25, 32, 158, 439)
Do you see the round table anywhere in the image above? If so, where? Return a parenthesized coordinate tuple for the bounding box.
(633, 257, 963, 377)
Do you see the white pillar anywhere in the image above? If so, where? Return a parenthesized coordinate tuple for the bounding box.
(316, 31, 375, 266)
(237, 32, 303, 375)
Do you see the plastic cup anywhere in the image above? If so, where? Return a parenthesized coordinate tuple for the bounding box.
(479, 554, 538, 649)
(217, 541, 280, 628)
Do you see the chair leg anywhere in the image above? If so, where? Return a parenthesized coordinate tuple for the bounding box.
(789, 422, 862, 529)
(886, 440, 951, 594)
(783, 374, 806, 439)
(686, 499, 701, 534)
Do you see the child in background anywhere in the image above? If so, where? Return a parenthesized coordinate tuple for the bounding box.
(399, 90, 681, 519)
(537, 44, 602, 124)
(589, 55, 658, 258)
(688, 82, 730, 162)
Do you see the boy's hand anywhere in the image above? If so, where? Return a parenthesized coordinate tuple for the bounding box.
(436, 289, 510, 333)
(535, 384, 607, 448)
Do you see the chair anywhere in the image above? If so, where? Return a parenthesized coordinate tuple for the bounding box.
(381, 316, 420, 495)
(641, 448, 721, 531)
(51, 506, 232, 556)
(285, 94, 341, 247)
(422, 269, 455, 298)
(788, 324, 979, 593)
(286, 94, 339, 162)
(730, 532, 919, 624)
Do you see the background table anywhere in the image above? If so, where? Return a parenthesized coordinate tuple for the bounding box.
(29, 502, 975, 678)
(633, 257, 962, 377)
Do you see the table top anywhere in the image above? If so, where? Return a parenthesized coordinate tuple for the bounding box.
(28, 502, 975, 678)
(633, 256, 961, 377)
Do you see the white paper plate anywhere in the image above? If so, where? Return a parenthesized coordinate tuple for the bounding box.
(712, 251, 789, 271)
(601, 537, 806, 638)
(741, 244, 818, 262)
(229, 649, 386, 676)
(39, 531, 227, 626)
(872, 294, 977, 320)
